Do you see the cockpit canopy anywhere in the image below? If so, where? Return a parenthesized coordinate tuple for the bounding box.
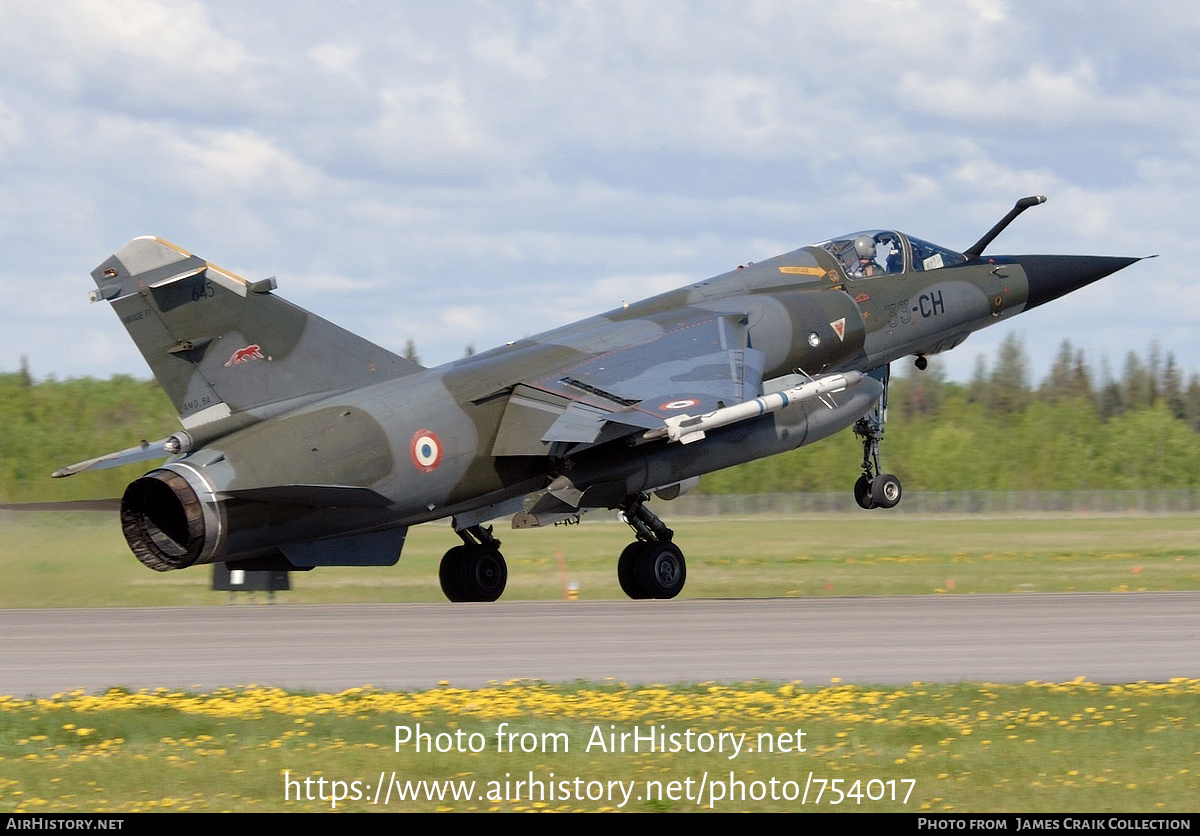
(818, 231, 967, 279)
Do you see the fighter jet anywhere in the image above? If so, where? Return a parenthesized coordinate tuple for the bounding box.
(57, 196, 1142, 601)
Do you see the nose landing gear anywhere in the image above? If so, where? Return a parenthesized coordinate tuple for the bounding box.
(852, 364, 902, 510)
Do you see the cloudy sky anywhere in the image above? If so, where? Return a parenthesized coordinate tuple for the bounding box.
(1, 1, 1196, 386)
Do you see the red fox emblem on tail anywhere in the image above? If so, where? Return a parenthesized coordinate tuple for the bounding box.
(224, 344, 264, 367)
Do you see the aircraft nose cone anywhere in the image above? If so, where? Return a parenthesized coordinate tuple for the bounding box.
(1017, 255, 1141, 310)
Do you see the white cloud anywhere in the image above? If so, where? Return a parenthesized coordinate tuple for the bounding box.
(0, 0, 1197, 383)
(277, 271, 386, 294)
(166, 129, 320, 196)
(0, 99, 25, 158)
(308, 43, 364, 79)
(0, 0, 256, 110)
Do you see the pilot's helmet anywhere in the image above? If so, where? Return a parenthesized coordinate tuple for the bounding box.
(853, 235, 877, 260)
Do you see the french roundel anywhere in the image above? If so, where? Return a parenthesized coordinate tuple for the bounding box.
(659, 398, 700, 411)
(410, 429, 443, 473)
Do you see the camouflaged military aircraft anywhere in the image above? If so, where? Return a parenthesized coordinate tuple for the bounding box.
(56, 196, 1142, 601)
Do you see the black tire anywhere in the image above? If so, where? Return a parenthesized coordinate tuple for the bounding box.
(456, 547, 507, 602)
(871, 473, 902, 509)
(635, 542, 686, 599)
(854, 474, 875, 509)
(618, 542, 649, 599)
(439, 545, 468, 602)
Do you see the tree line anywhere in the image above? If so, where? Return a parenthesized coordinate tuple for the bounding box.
(2, 335, 1199, 501)
(701, 335, 1200, 494)
(911, 335, 1200, 430)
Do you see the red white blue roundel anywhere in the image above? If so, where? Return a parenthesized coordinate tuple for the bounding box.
(659, 398, 700, 411)
(410, 429, 443, 473)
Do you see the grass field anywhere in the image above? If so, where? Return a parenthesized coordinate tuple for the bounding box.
(2, 510, 1199, 607)
(2, 679, 1197, 813)
(3, 511, 1198, 813)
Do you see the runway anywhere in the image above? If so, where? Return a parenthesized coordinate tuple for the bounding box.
(2, 592, 1198, 697)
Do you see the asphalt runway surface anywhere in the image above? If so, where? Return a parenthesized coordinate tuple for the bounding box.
(3, 592, 1198, 696)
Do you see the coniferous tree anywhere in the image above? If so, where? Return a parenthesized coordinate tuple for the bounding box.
(1071, 347, 1093, 402)
(1186, 374, 1200, 433)
(966, 354, 989, 404)
(1147, 340, 1162, 406)
(1041, 340, 1075, 402)
(896, 357, 946, 416)
(987, 333, 1029, 414)
(1122, 350, 1151, 409)
(1163, 352, 1185, 420)
(1096, 356, 1124, 421)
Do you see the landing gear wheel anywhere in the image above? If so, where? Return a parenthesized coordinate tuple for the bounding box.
(871, 473, 902, 509)
(636, 542, 686, 599)
(439, 545, 468, 602)
(456, 548, 507, 602)
(854, 474, 875, 510)
(616, 494, 685, 599)
(441, 544, 507, 602)
(618, 542, 650, 599)
(442, 525, 507, 602)
(852, 365, 903, 510)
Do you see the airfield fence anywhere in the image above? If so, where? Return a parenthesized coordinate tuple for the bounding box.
(662, 489, 1200, 516)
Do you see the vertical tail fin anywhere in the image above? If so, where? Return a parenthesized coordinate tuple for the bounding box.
(90, 237, 422, 428)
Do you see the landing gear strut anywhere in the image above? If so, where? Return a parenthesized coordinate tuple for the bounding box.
(616, 493, 686, 599)
(852, 365, 902, 510)
(440, 525, 507, 602)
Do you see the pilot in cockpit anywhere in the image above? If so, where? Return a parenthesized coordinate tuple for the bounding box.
(852, 235, 883, 277)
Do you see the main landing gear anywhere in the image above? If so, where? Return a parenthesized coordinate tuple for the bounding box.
(852, 365, 902, 510)
(616, 493, 686, 600)
(440, 524, 507, 602)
